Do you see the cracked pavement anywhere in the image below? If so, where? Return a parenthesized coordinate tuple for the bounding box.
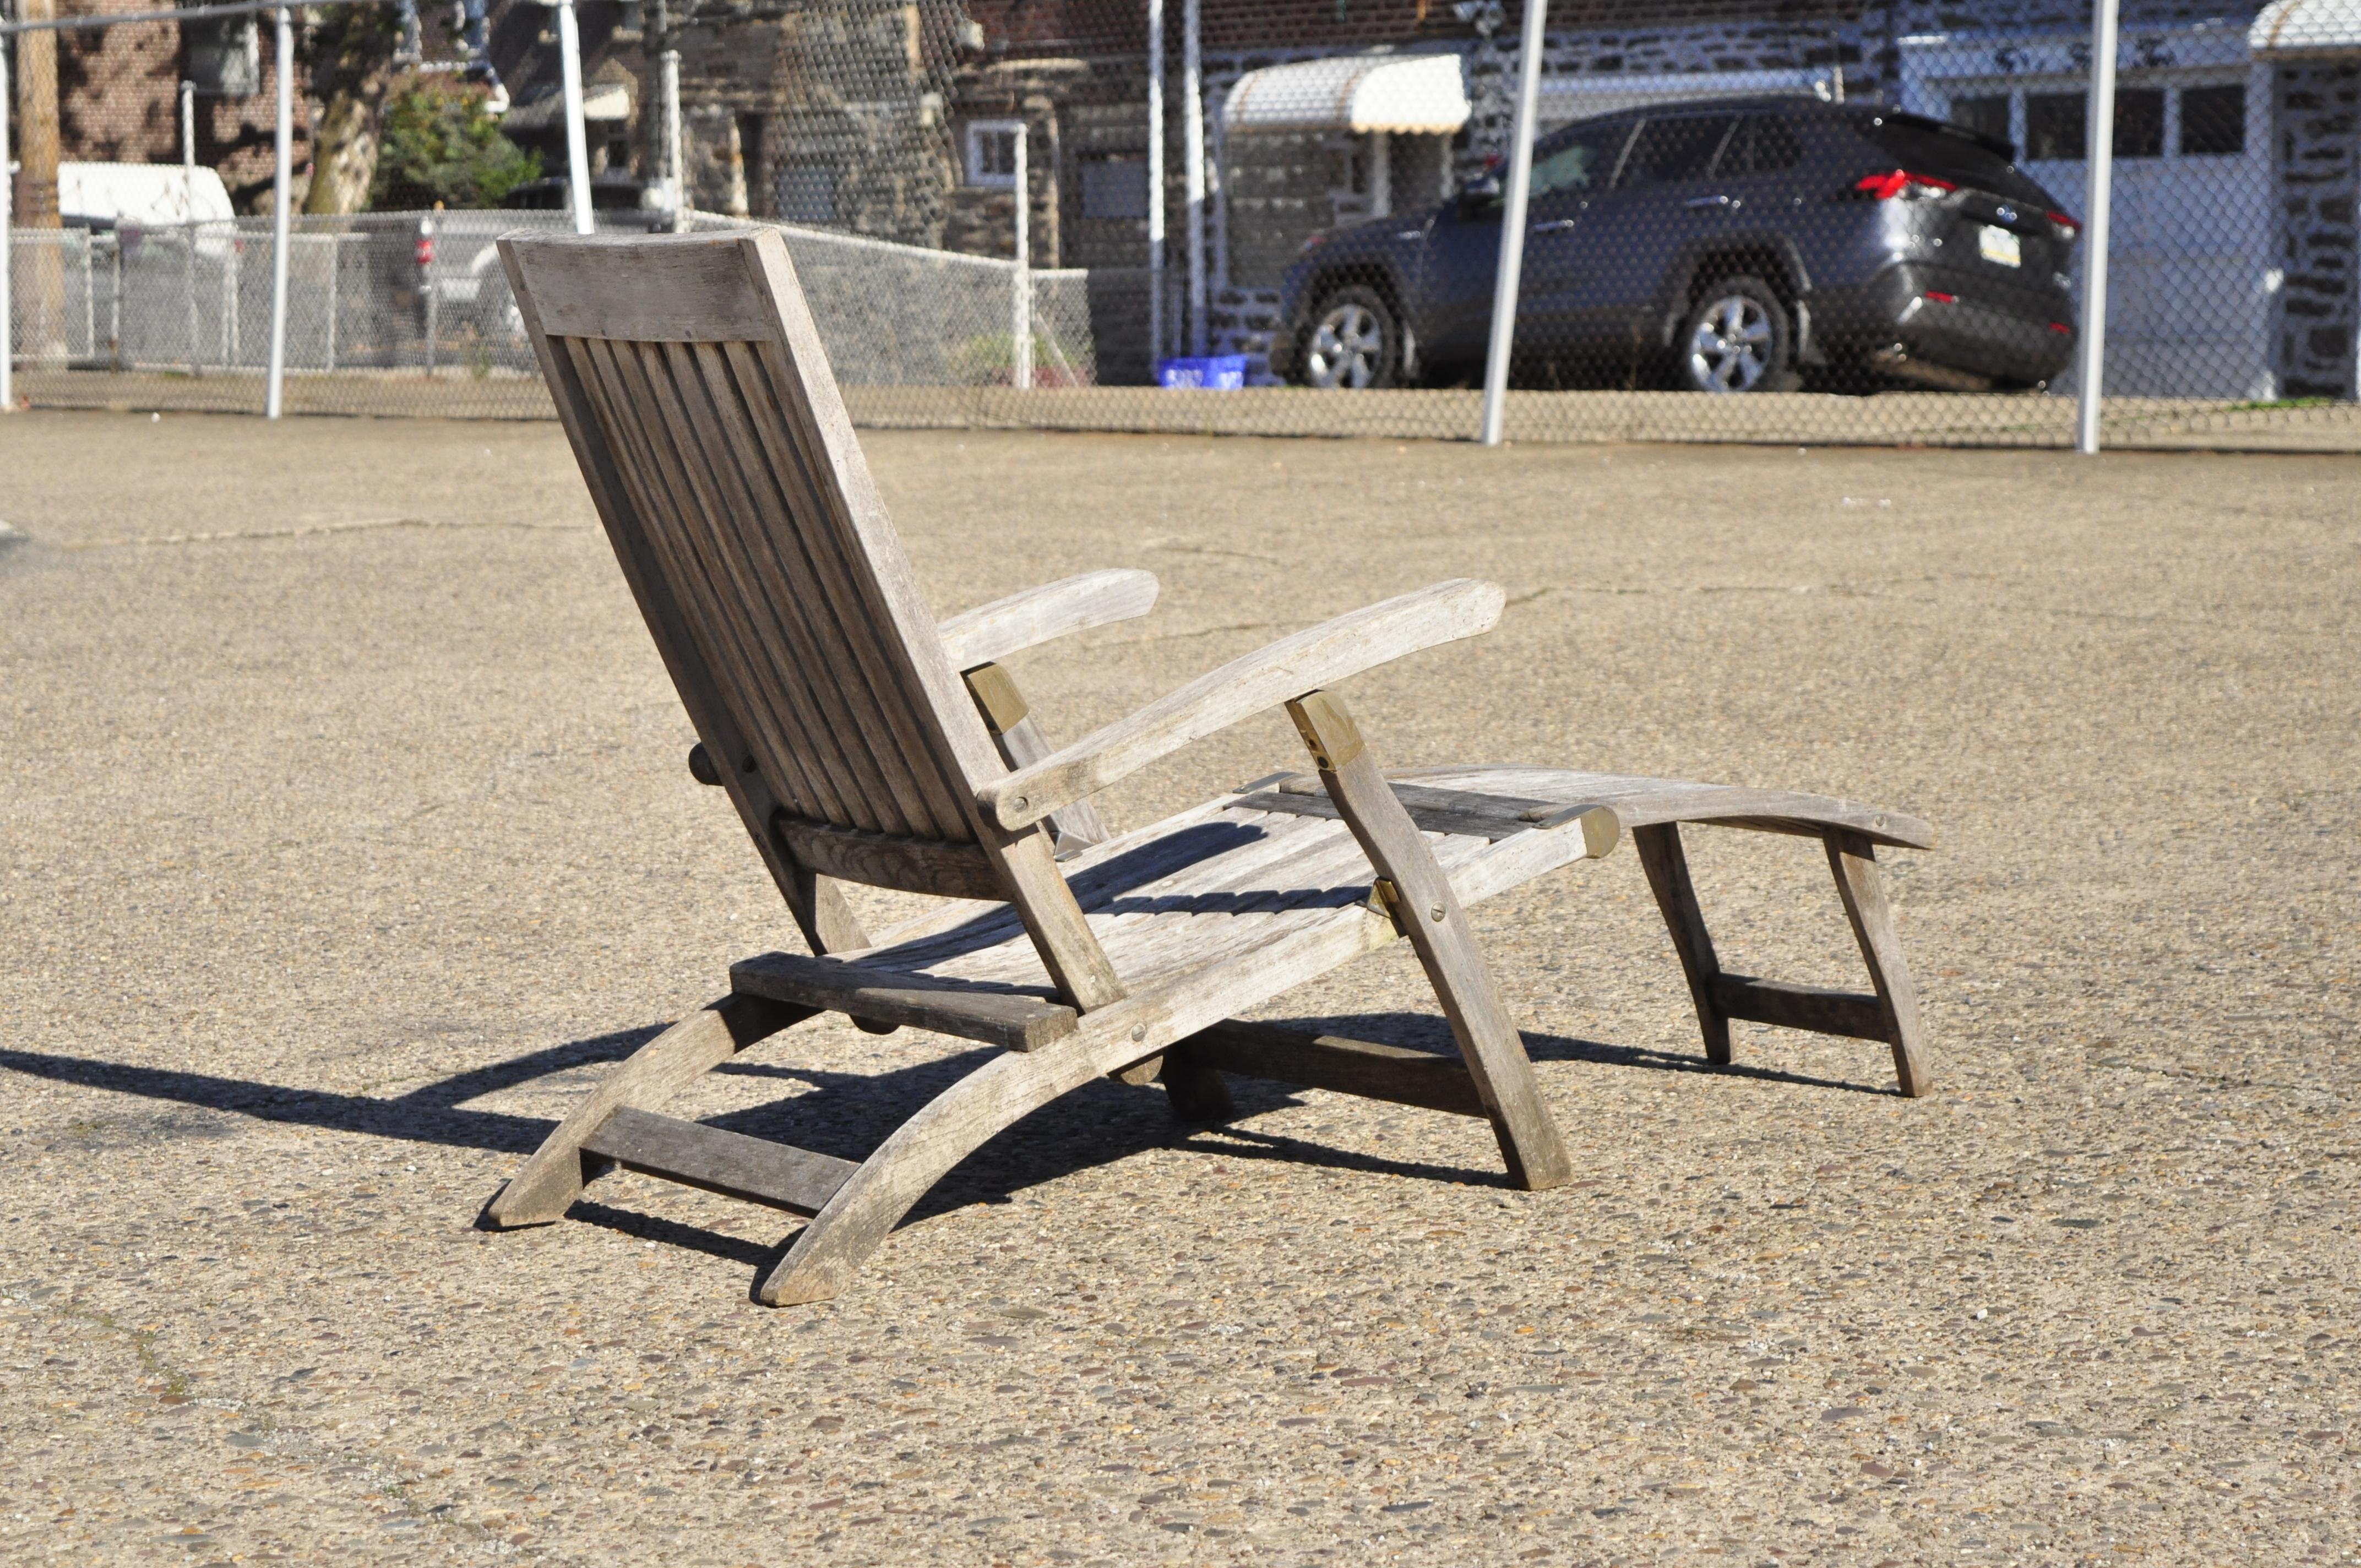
(1, 411, 2357, 1565)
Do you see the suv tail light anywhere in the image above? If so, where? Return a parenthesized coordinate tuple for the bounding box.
(2046, 211, 2082, 242)
(1854, 168, 1958, 202)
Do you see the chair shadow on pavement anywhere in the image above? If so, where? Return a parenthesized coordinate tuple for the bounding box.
(0, 1005, 1891, 1272)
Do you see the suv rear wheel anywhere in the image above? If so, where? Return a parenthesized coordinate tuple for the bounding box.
(1298, 285, 1400, 390)
(1679, 276, 1792, 394)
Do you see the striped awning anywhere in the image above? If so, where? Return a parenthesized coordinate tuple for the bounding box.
(1223, 52, 1471, 136)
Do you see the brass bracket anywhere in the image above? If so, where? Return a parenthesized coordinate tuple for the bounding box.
(1368, 875, 1410, 935)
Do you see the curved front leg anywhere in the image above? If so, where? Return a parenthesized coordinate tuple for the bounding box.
(486, 993, 812, 1228)
(757, 1043, 1105, 1306)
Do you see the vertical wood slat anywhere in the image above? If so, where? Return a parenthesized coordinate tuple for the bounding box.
(568, 334, 867, 832)
(720, 337, 982, 843)
(670, 339, 964, 841)
(625, 335, 915, 837)
(610, 335, 898, 835)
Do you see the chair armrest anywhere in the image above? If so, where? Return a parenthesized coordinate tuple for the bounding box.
(975, 579, 1506, 832)
(938, 569, 1160, 672)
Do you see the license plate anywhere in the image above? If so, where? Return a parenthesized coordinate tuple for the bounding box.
(1980, 225, 2022, 268)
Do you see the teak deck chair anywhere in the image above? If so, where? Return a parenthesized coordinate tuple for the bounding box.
(485, 229, 1935, 1306)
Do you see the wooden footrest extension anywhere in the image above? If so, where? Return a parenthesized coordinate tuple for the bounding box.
(1177, 1020, 1487, 1118)
(581, 1107, 859, 1217)
(1712, 974, 1888, 1042)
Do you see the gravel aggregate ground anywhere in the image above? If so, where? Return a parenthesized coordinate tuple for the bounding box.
(1, 410, 2356, 1567)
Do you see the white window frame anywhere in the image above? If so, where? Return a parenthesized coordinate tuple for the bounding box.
(965, 120, 1024, 189)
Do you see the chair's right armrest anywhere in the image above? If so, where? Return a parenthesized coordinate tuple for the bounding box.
(938, 569, 1160, 672)
(975, 579, 1506, 832)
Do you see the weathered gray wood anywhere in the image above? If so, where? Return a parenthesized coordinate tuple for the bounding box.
(730, 949, 1078, 1050)
(581, 1107, 858, 1216)
(1711, 974, 1888, 1041)
(507, 230, 777, 342)
(770, 813, 1005, 901)
(1633, 824, 1733, 1066)
(938, 569, 1160, 671)
(977, 580, 1509, 832)
(1178, 1019, 1486, 1117)
(1825, 830, 1934, 1097)
(1285, 689, 1574, 1191)
(1383, 764, 1935, 851)
(485, 994, 812, 1228)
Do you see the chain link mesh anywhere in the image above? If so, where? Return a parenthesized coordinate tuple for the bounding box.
(8, 0, 2359, 448)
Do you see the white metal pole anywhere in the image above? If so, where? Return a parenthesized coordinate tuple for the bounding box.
(1011, 124, 1031, 390)
(183, 77, 200, 373)
(265, 5, 293, 418)
(1, 39, 14, 415)
(182, 77, 195, 187)
(1182, 0, 1205, 356)
(661, 47, 686, 232)
(1478, 0, 1548, 447)
(1146, 0, 1165, 372)
(556, 0, 594, 235)
(2075, 0, 2119, 456)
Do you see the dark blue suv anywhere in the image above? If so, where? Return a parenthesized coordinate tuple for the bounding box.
(1270, 98, 2081, 395)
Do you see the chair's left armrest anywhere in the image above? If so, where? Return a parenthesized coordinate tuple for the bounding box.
(938, 569, 1160, 672)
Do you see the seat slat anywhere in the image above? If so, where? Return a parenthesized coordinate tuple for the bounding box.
(730, 950, 1078, 1050)
(581, 1107, 857, 1216)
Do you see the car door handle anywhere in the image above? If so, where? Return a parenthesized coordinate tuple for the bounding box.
(1530, 218, 1577, 233)
(1685, 193, 1735, 209)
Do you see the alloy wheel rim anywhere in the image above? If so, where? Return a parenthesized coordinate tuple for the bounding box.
(1307, 303, 1383, 389)
(1688, 295, 1772, 393)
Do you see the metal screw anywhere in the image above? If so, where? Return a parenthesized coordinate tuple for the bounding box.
(1430, 905, 1446, 922)
(1013, 795, 1028, 809)
(1129, 1025, 1145, 1042)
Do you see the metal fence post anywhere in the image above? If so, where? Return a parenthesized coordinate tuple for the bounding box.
(1479, 0, 1549, 447)
(1182, 0, 1205, 357)
(2076, 0, 2120, 456)
(182, 77, 201, 374)
(1012, 126, 1031, 390)
(265, 4, 292, 418)
(556, 0, 594, 235)
(1, 37, 13, 415)
(662, 47, 687, 233)
(1146, 0, 1165, 373)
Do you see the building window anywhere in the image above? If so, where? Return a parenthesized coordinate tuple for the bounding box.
(2025, 91, 2086, 161)
(1080, 155, 1149, 219)
(1949, 94, 2012, 149)
(2182, 84, 2246, 156)
(966, 121, 1023, 188)
(2113, 87, 2167, 159)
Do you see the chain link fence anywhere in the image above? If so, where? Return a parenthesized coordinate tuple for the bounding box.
(8, 0, 2361, 450)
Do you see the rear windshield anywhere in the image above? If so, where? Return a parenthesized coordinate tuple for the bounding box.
(1858, 113, 2054, 204)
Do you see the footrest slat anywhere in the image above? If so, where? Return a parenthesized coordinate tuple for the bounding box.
(1177, 1020, 1488, 1118)
(582, 1107, 858, 1216)
(1712, 974, 1889, 1042)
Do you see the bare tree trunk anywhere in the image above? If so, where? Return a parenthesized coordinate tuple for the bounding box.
(298, 9, 395, 216)
(13, 0, 68, 362)
(303, 83, 387, 215)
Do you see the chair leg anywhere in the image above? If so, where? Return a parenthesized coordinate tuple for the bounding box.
(1633, 823, 1734, 1066)
(1824, 830, 1934, 1099)
(1285, 691, 1574, 1191)
(756, 1044, 1106, 1306)
(1157, 1047, 1237, 1122)
(484, 994, 812, 1228)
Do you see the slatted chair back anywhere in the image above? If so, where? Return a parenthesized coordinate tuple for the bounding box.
(500, 230, 1119, 1004)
